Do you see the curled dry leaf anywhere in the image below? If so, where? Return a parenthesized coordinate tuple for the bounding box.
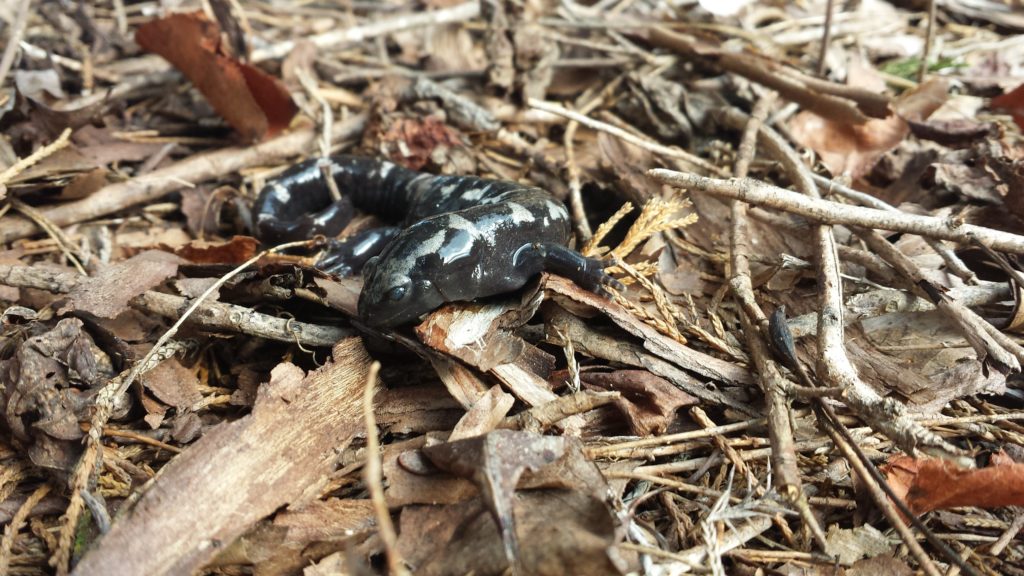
(881, 453, 1024, 516)
(0, 318, 116, 472)
(135, 11, 297, 142)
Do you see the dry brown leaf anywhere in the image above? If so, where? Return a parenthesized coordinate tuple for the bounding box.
(0, 318, 115, 472)
(140, 358, 202, 411)
(992, 82, 1024, 130)
(579, 369, 697, 435)
(63, 251, 184, 319)
(172, 236, 260, 265)
(135, 11, 297, 142)
(789, 79, 949, 178)
(397, 490, 628, 576)
(881, 453, 1024, 516)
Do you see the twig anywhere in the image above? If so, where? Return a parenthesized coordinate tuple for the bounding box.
(527, 98, 725, 175)
(726, 94, 828, 551)
(725, 119, 962, 459)
(647, 170, 1024, 255)
(0, 264, 350, 346)
(0, 115, 367, 243)
(919, 0, 937, 83)
(0, 0, 30, 89)
(408, 76, 500, 132)
(363, 361, 408, 576)
(811, 172, 978, 284)
(251, 2, 480, 62)
(816, 0, 835, 77)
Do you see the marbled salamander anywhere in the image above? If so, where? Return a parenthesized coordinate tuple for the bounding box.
(254, 156, 618, 328)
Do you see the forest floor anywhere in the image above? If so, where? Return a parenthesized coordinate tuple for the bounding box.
(2, 1, 1024, 575)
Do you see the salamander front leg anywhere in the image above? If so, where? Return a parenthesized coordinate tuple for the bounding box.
(516, 242, 624, 295)
(316, 227, 401, 277)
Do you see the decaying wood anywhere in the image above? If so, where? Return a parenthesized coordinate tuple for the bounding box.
(72, 339, 372, 576)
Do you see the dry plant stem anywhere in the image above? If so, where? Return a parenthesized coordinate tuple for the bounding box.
(689, 407, 750, 481)
(856, 229, 1024, 371)
(0, 115, 367, 243)
(0, 0, 30, 89)
(564, 122, 592, 241)
(363, 361, 409, 576)
(9, 199, 87, 275)
(816, 0, 834, 77)
(988, 510, 1024, 556)
(0, 482, 50, 575)
(527, 98, 723, 175)
(919, 0, 937, 83)
(812, 173, 977, 284)
(727, 93, 828, 551)
(648, 170, 1024, 256)
(0, 127, 72, 186)
(251, 1, 480, 62)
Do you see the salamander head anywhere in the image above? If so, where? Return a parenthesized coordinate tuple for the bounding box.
(357, 233, 447, 328)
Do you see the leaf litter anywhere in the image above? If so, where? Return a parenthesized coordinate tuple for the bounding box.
(1, 1, 1024, 575)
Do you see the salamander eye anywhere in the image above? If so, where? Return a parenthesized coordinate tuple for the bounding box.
(385, 284, 408, 302)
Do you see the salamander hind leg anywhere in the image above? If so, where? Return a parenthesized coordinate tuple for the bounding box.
(515, 242, 624, 295)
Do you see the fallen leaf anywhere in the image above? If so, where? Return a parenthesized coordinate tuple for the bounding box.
(881, 454, 1024, 516)
(0, 318, 116, 472)
(172, 236, 260, 265)
(135, 11, 297, 142)
(63, 251, 183, 319)
(991, 82, 1024, 130)
(579, 369, 698, 435)
(140, 358, 202, 411)
(847, 555, 913, 576)
(397, 490, 628, 576)
(422, 430, 611, 566)
(790, 79, 948, 178)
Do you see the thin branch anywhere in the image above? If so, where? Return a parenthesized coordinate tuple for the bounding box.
(648, 170, 1024, 255)
(0, 116, 366, 243)
(0, 0, 30, 89)
(528, 98, 725, 175)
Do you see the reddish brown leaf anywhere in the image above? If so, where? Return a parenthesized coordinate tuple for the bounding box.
(135, 12, 297, 142)
(881, 454, 1024, 516)
(172, 236, 260, 265)
(992, 82, 1024, 131)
